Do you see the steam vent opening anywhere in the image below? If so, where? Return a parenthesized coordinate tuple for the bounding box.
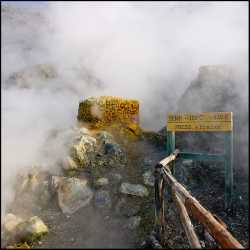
(2, 2, 248, 249)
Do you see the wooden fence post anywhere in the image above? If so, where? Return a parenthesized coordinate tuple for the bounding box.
(154, 164, 166, 243)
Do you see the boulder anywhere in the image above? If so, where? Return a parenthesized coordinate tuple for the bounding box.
(53, 176, 93, 215)
(177, 65, 248, 172)
(70, 134, 96, 168)
(96, 131, 124, 158)
(15, 216, 48, 243)
(143, 171, 154, 187)
(92, 131, 127, 173)
(3, 214, 23, 234)
(120, 183, 149, 197)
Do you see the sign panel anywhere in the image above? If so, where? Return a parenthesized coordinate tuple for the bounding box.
(167, 112, 232, 132)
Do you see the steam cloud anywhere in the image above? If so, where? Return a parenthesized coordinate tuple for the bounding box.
(1, 1, 248, 220)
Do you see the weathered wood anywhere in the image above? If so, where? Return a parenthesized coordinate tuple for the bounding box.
(154, 167, 166, 241)
(159, 149, 179, 167)
(185, 197, 243, 249)
(172, 186, 201, 249)
(162, 167, 244, 249)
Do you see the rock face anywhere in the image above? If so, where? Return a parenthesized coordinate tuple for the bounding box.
(176, 65, 248, 173)
(53, 176, 93, 215)
(120, 183, 149, 197)
(6, 64, 58, 89)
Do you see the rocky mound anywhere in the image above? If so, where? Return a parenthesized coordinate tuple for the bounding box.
(161, 65, 248, 174)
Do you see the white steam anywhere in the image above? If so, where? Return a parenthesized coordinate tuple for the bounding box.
(1, 1, 248, 218)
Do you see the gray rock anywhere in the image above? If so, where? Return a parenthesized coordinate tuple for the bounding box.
(3, 214, 23, 234)
(15, 216, 48, 243)
(120, 183, 149, 197)
(70, 134, 96, 168)
(96, 131, 124, 157)
(93, 131, 127, 169)
(94, 190, 112, 209)
(96, 131, 114, 144)
(143, 171, 154, 187)
(55, 176, 93, 215)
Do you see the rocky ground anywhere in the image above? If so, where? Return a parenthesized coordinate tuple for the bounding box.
(2, 126, 248, 248)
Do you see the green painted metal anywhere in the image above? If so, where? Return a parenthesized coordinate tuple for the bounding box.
(166, 131, 175, 175)
(165, 132, 175, 204)
(166, 127, 233, 210)
(224, 131, 233, 209)
(179, 152, 225, 161)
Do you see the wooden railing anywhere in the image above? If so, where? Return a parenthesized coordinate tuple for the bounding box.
(154, 149, 244, 249)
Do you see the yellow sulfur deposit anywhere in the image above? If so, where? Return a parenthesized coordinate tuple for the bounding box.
(7, 242, 30, 249)
(77, 96, 140, 135)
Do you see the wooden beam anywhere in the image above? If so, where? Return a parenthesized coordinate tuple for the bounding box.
(159, 149, 180, 167)
(172, 186, 201, 248)
(162, 168, 244, 249)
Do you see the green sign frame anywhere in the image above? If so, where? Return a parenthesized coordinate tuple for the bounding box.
(166, 113, 233, 210)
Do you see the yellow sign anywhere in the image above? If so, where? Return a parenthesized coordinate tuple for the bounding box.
(167, 112, 232, 132)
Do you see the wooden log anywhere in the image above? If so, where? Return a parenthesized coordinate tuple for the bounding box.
(161, 168, 244, 249)
(159, 149, 180, 167)
(185, 197, 243, 249)
(154, 168, 166, 240)
(172, 186, 201, 249)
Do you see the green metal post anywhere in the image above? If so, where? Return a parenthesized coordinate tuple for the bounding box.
(224, 131, 233, 210)
(166, 131, 175, 175)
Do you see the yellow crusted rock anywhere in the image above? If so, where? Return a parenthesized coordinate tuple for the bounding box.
(77, 96, 139, 130)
